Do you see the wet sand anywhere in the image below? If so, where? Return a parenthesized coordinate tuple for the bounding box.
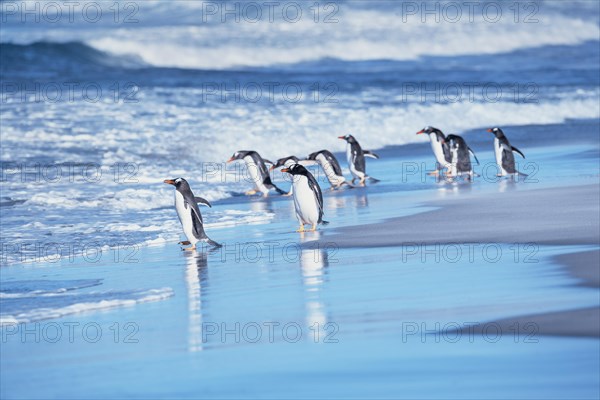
(470, 249, 599, 338)
(314, 183, 600, 248)
(312, 183, 600, 338)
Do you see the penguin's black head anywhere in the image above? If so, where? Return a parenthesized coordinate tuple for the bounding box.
(446, 136, 460, 150)
(227, 151, 250, 163)
(338, 134, 356, 143)
(487, 127, 504, 137)
(445, 134, 463, 147)
(269, 156, 299, 171)
(164, 177, 189, 190)
(417, 126, 442, 136)
(281, 163, 309, 176)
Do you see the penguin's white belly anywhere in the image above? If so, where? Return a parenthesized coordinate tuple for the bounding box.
(346, 146, 364, 179)
(175, 191, 199, 244)
(494, 138, 508, 175)
(292, 176, 319, 225)
(284, 160, 296, 195)
(244, 156, 269, 194)
(449, 150, 458, 176)
(430, 138, 447, 167)
(317, 154, 345, 186)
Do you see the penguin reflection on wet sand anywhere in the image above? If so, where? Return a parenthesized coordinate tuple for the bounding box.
(307, 149, 352, 190)
(337, 135, 380, 185)
(227, 150, 286, 196)
(446, 134, 480, 181)
(164, 178, 221, 250)
(417, 126, 452, 175)
(281, 164, 329, 232)
(487, 127, 527, 177)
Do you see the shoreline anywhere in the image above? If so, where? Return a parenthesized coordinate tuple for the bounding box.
(311, 183, 600, 248)
(455, 249, 599, 338)
(310, 183, 600, 338)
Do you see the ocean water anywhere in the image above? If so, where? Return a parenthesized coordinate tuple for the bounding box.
(1, 1, 600, 397)
(1, 1, 599, 265)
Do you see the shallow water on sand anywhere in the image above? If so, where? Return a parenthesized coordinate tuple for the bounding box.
(2, 132, 600, 398)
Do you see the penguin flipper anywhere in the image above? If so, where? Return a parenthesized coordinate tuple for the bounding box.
(512, 146, 525, 159)
(468, 147, 480, 165)
(364, 151, 379, 159)
(194, 197, 212, 207)
(263, 159, 275, 166)
(189, 205, 207, 239)
(320, 220, 330, 226)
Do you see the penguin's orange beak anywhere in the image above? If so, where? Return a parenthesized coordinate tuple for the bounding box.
(486, 128, 493, 132)
(416, 129, 425, 135)
(337, 136, 345, 139)
(226, 157, 234, 163)
(281, 168, 290, 173)
(269, 165, 276, 171)
(164, 179, 175, 185)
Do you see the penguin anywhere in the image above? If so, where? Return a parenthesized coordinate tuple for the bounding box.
(269, 155, 301, 170)
(487, 127, 526, 176)
(306, 149, 351, 190)
(445, 134, 480, 181)
(164, 178, 221, 250)
(280, 164, 329, 232)
(227, 150, 286, 196)
(268, 155, 302, 196)
(337, 134, 379, 185)
(417, 126, 452, 175)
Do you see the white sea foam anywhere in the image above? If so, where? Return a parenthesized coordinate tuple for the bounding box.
(4, 3, 597, 70)
(2, 2, 598, 69)
(0, 287, 174, 325)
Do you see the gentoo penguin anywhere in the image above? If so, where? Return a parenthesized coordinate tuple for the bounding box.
(269, 155, 301, 170)
(164, 178, 221, 250)
(417, 126, 452, 175)
(445, 134, 480, 180)
(337, 135, 379, 185)
(306, 149, 351, 190)
(281, 164, 329, 232)
(227, 150, 285, 196)
(268, 155, 302, 196)
(487, 127, 526, 176)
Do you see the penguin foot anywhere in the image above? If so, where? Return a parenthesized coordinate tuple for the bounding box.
(309, 224, 317, 232)
(296, 225, 306, 233)
(182, 245, 196, 252)
(427, 170, 440, 176)
(179, 241, 191, 245)
(283, 191, 293, 197)
(245, 189, 257, 195)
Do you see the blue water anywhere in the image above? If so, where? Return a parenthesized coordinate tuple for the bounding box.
(1, 1, 599, 263)
(1, 1, 600, 398)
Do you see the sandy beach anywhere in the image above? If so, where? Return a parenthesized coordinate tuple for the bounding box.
(2, 130, 599, 398)
(309, 182, 600, 338)
(1, 1, 599, 395)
